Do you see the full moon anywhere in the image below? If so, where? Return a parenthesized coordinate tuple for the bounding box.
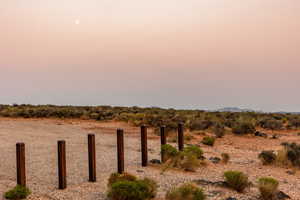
(75, 19, 80, 25)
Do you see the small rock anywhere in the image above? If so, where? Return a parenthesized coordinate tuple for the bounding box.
(194, 179, 225, 187)
(276, 191, 291, 199)
(200, 155, 206, 160)
(225, 197, 237, 200)
(286, 170, 295, 175)
(209, 157, 221, 164)
(271, 134, 279, 139)
(149, 159, 161, 164)
(148, 148, 155, 153)
(254, 131, 267, 137)
(207, 190, 223, 197)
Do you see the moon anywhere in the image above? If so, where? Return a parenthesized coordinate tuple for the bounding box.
(75, 19, 80, 25)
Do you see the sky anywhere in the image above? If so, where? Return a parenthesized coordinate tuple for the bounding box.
(0, 0, 300, 112)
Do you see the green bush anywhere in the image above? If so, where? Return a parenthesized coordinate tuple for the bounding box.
(161, 144, 179, 161)
(201, 136, 215, 146)
(258, 177, 279, 200)
(224, 171, 249, 192)
(139, 178, 158, 198)
(180, 153, 200, 172)
(232, 122, 255, 135)
(184, 146, 203, 159)
(162, 146, 204, 172)
(258, 151, 276, 165)
(108, 173, 137, 187)
(107, 174, 158, 200)
(4, 185, 31, 200)
(166, 183, 205, 200)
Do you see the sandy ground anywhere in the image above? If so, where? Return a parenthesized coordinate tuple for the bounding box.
(0, 118, 300, 200)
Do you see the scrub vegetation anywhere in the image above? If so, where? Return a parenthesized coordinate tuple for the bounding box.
(1, 104, 300, 135)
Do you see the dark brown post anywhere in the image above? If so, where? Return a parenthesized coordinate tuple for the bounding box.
(117, 129, 124, 174)
(16, 143, 26, 186)
(58, 140, 67, 189)
(88, 134, 96, 182)
(141, 125, 148, 167)
(160, 126, 167, 162)
(178, 123, 184, 151)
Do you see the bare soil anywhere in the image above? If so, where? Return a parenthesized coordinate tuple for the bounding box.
(0, 118, 299, 200)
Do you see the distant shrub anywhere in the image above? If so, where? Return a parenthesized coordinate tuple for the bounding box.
(275, 148, 289, 166)
(189, 120, 212, 131)
(194, 131, 206, 136)
(184, 133, 195, 141)
(232, 122, 255, 135)
(213, 123, 225, 138)
(166, 183, 206, 200)
(258, 177, 279, 200)
(260, 119, 283, 131)
(1, 104, 300, 135)
(288, 118, 300, 129)
(224, 171, 249, 192)
(283, 142, 300, 167)
(201, 136, 215, 146)
(107, 174, 157, 200)
(4, 185, 31, 200)
(224, 119, 235, 128)
(258, 151, 276, 165)
(221, 153, 230, 164)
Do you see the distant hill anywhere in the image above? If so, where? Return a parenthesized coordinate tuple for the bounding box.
(215, 107, 257, 113)
(275, 111, 300, 114)
(215, 107, 300, 114)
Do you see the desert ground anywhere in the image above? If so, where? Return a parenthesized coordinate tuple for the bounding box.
(0, 118, 299, 200)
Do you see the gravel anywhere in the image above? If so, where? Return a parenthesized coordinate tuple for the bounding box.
(0, 118, 299, 200)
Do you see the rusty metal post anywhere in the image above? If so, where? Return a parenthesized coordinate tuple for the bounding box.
(178, 123, 184, 151)
(160, 126, 167, 162)
(58, 140, 67, 189)
(16, 143, 26, 186)
(88, 134, 96, 182)
(117, 129, 124, 174)
(141, 125, 148, 167)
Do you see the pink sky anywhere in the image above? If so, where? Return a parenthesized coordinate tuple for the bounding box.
(1, 0, 300, 111)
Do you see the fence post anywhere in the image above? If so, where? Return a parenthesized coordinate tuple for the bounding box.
(88, 134, 96, 182)
(117, 129, 124, 174)
(57, 140, 67, 189)
(178, 123, 184, 151)
(141, 125, 148, 167)
(16, 143, 26, 186)
(160, 126, 167, 162)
